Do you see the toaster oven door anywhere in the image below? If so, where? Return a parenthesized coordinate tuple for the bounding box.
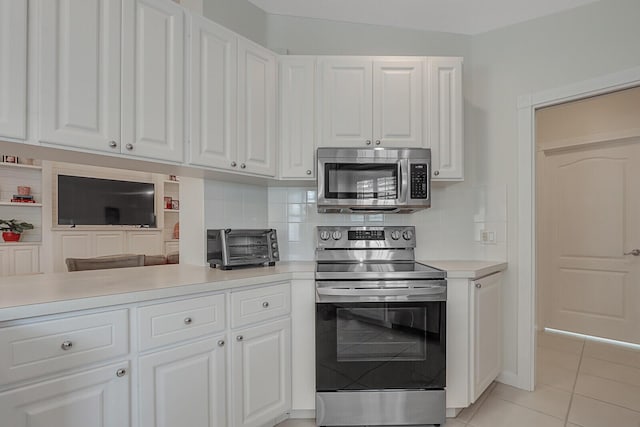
(221, 230, 277, 267)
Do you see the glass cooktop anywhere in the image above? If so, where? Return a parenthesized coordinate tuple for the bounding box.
(316, 262, 446, 280)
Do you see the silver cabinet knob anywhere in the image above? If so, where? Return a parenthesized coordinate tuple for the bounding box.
(306, 170, 312, 175)
(240, 163, 246, 169)
(125, 143, 133, 151)
(475, 283, 482, 289)
(108, 140, 117, 148)
(184, 317, 193, 325)
(375, 140, 381, 145)
(262, 301, 270, 308)
(231, 161, 237, 167)
(236, 335, 244, 341)
(217, 340, 225, 347)
(366, 140, 372, 145)
(624, 249, 640, 256)
(116, 368, 127, 377)
(61, 340, 73, 351)
(433, 170, 440, 176)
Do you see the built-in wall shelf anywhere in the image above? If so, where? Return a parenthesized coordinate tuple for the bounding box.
(0, 202, 42, 207)
(164, 209, 179, 213)
(0, 241, 42, 246)
(163, 180, 179, 185)
(0, 163, 42, 171)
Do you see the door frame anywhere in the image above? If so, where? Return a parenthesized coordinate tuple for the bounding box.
(517, 66, 640, 391)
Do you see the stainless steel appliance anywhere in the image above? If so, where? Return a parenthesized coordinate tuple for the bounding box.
(315, 225, 447, 426)
(317, 147, 431, 214)
(207, 229, 279, 269)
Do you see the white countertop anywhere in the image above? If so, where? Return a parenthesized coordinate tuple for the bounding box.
(424, 260, 507, 279)
(0, 260, 506, 322)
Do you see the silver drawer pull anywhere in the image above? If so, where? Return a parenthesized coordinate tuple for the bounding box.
(116, 368, 127, 378)
(217, 340, 225, 347)
(61, 340, 73, 351)
(236, 335, 244, 341)
(262, 301, 270, 308)
(184, 317, 193, 325)
(475, 283, 482, 289)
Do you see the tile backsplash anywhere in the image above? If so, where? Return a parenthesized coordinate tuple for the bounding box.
(203, 179, 507, 262)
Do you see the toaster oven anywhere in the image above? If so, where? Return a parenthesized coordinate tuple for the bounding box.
(207, 229, 279, 269)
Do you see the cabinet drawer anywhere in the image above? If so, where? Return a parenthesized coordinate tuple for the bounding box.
(138, 294, 226, 351)
(231, 282, 291, 328)
(0, 309, 129, 385)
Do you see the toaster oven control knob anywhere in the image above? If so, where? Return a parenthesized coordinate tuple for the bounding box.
(320, 230, 331, 241)
(273, 251, 279, 258)
(332, 230, 343, 240)
(271, 242, 278, 249)
(270, 232, 276, 240)
(402, 230, 414, 240)
(391, 230, 401, 240)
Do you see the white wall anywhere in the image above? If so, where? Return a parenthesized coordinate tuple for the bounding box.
(469, 0, 640, 379)
(203, 0, 268, 45)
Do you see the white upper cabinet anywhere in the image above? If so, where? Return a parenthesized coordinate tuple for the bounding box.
(0, 0, 27, 141)
(122, 0, 185, 163)
(318, 58, 373, 147)
(37, 0, 122, 152)
(317, 57, 424, 148)
(373, 60, 423, 147)
(189, 15, 237, 170)
(237, 39, 277, 177)
(279, 57, 316, 179)
(427, 57, 463, 181)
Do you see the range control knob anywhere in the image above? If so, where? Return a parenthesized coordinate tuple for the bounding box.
(391, 230, 401, 240)
(402, 229, 414, 240)
(320, 230, 331, 241)
(332, 230, 343, 240)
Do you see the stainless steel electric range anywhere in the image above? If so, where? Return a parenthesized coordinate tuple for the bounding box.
(315, 226, 447, 426)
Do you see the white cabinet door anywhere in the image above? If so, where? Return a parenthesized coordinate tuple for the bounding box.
(37, 0, 122, 152)
(428, 57, 463, 181)
(237, 39, 277, 177)
(93, 231, 126, 257)
(11, 246, 40, 276)
(0, 362, 130, 427)
(126, 231, 162, 255)
(473, 273, 502, 400)
(0, 0, 27, 140)
(279, 57, 316, 179)
(373, 60, 423, 148)
(318, 58, 372, 148)
(122, 0, 185, 163)
(232, 318, 291, 427)
(0, 248, 9, 276)
(139, 337, 226, 427)
(189, 14, 237, 170)
(54, 232, 93, 272)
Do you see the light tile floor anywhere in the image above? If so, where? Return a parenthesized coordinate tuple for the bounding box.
(277, 330, 640, 426)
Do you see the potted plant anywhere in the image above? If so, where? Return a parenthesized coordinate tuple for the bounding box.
(0, 219, 34, 242)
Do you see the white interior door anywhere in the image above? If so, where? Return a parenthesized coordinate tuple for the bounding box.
(540, 140, 640, 344)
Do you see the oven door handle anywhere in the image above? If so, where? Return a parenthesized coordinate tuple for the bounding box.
(317, 287, 445, 297)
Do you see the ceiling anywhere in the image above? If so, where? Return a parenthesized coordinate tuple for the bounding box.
(247, 0, 600, 35)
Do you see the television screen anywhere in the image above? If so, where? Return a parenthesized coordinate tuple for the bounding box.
(58, 175, 156, 226)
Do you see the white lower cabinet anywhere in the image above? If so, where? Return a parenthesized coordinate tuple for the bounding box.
(446, 272, 503, 410)
(232, 318, 292, 427)
(139, 336, 227, 427)
(0, 245, 40, 277)
(472, 273, 502, 400)
(0, 361, 131, 427)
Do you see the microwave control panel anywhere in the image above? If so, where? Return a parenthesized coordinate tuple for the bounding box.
(410, 164, 429, 199)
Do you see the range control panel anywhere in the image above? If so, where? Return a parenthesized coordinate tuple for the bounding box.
(410, 164, 429, 199)
(316, 226, 416, 250)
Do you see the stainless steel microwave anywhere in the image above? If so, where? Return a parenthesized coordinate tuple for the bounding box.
(317, 147, 431, 214)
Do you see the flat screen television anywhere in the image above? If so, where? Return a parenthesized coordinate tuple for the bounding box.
(57, 175, 157, 227)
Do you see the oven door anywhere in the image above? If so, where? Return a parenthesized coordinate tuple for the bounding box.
(316, 299, 446, 392)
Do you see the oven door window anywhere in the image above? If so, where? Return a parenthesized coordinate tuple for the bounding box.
(316, 302, 446, 391)
(225, 234, 269, 262)
(324, 163, 399, 200)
